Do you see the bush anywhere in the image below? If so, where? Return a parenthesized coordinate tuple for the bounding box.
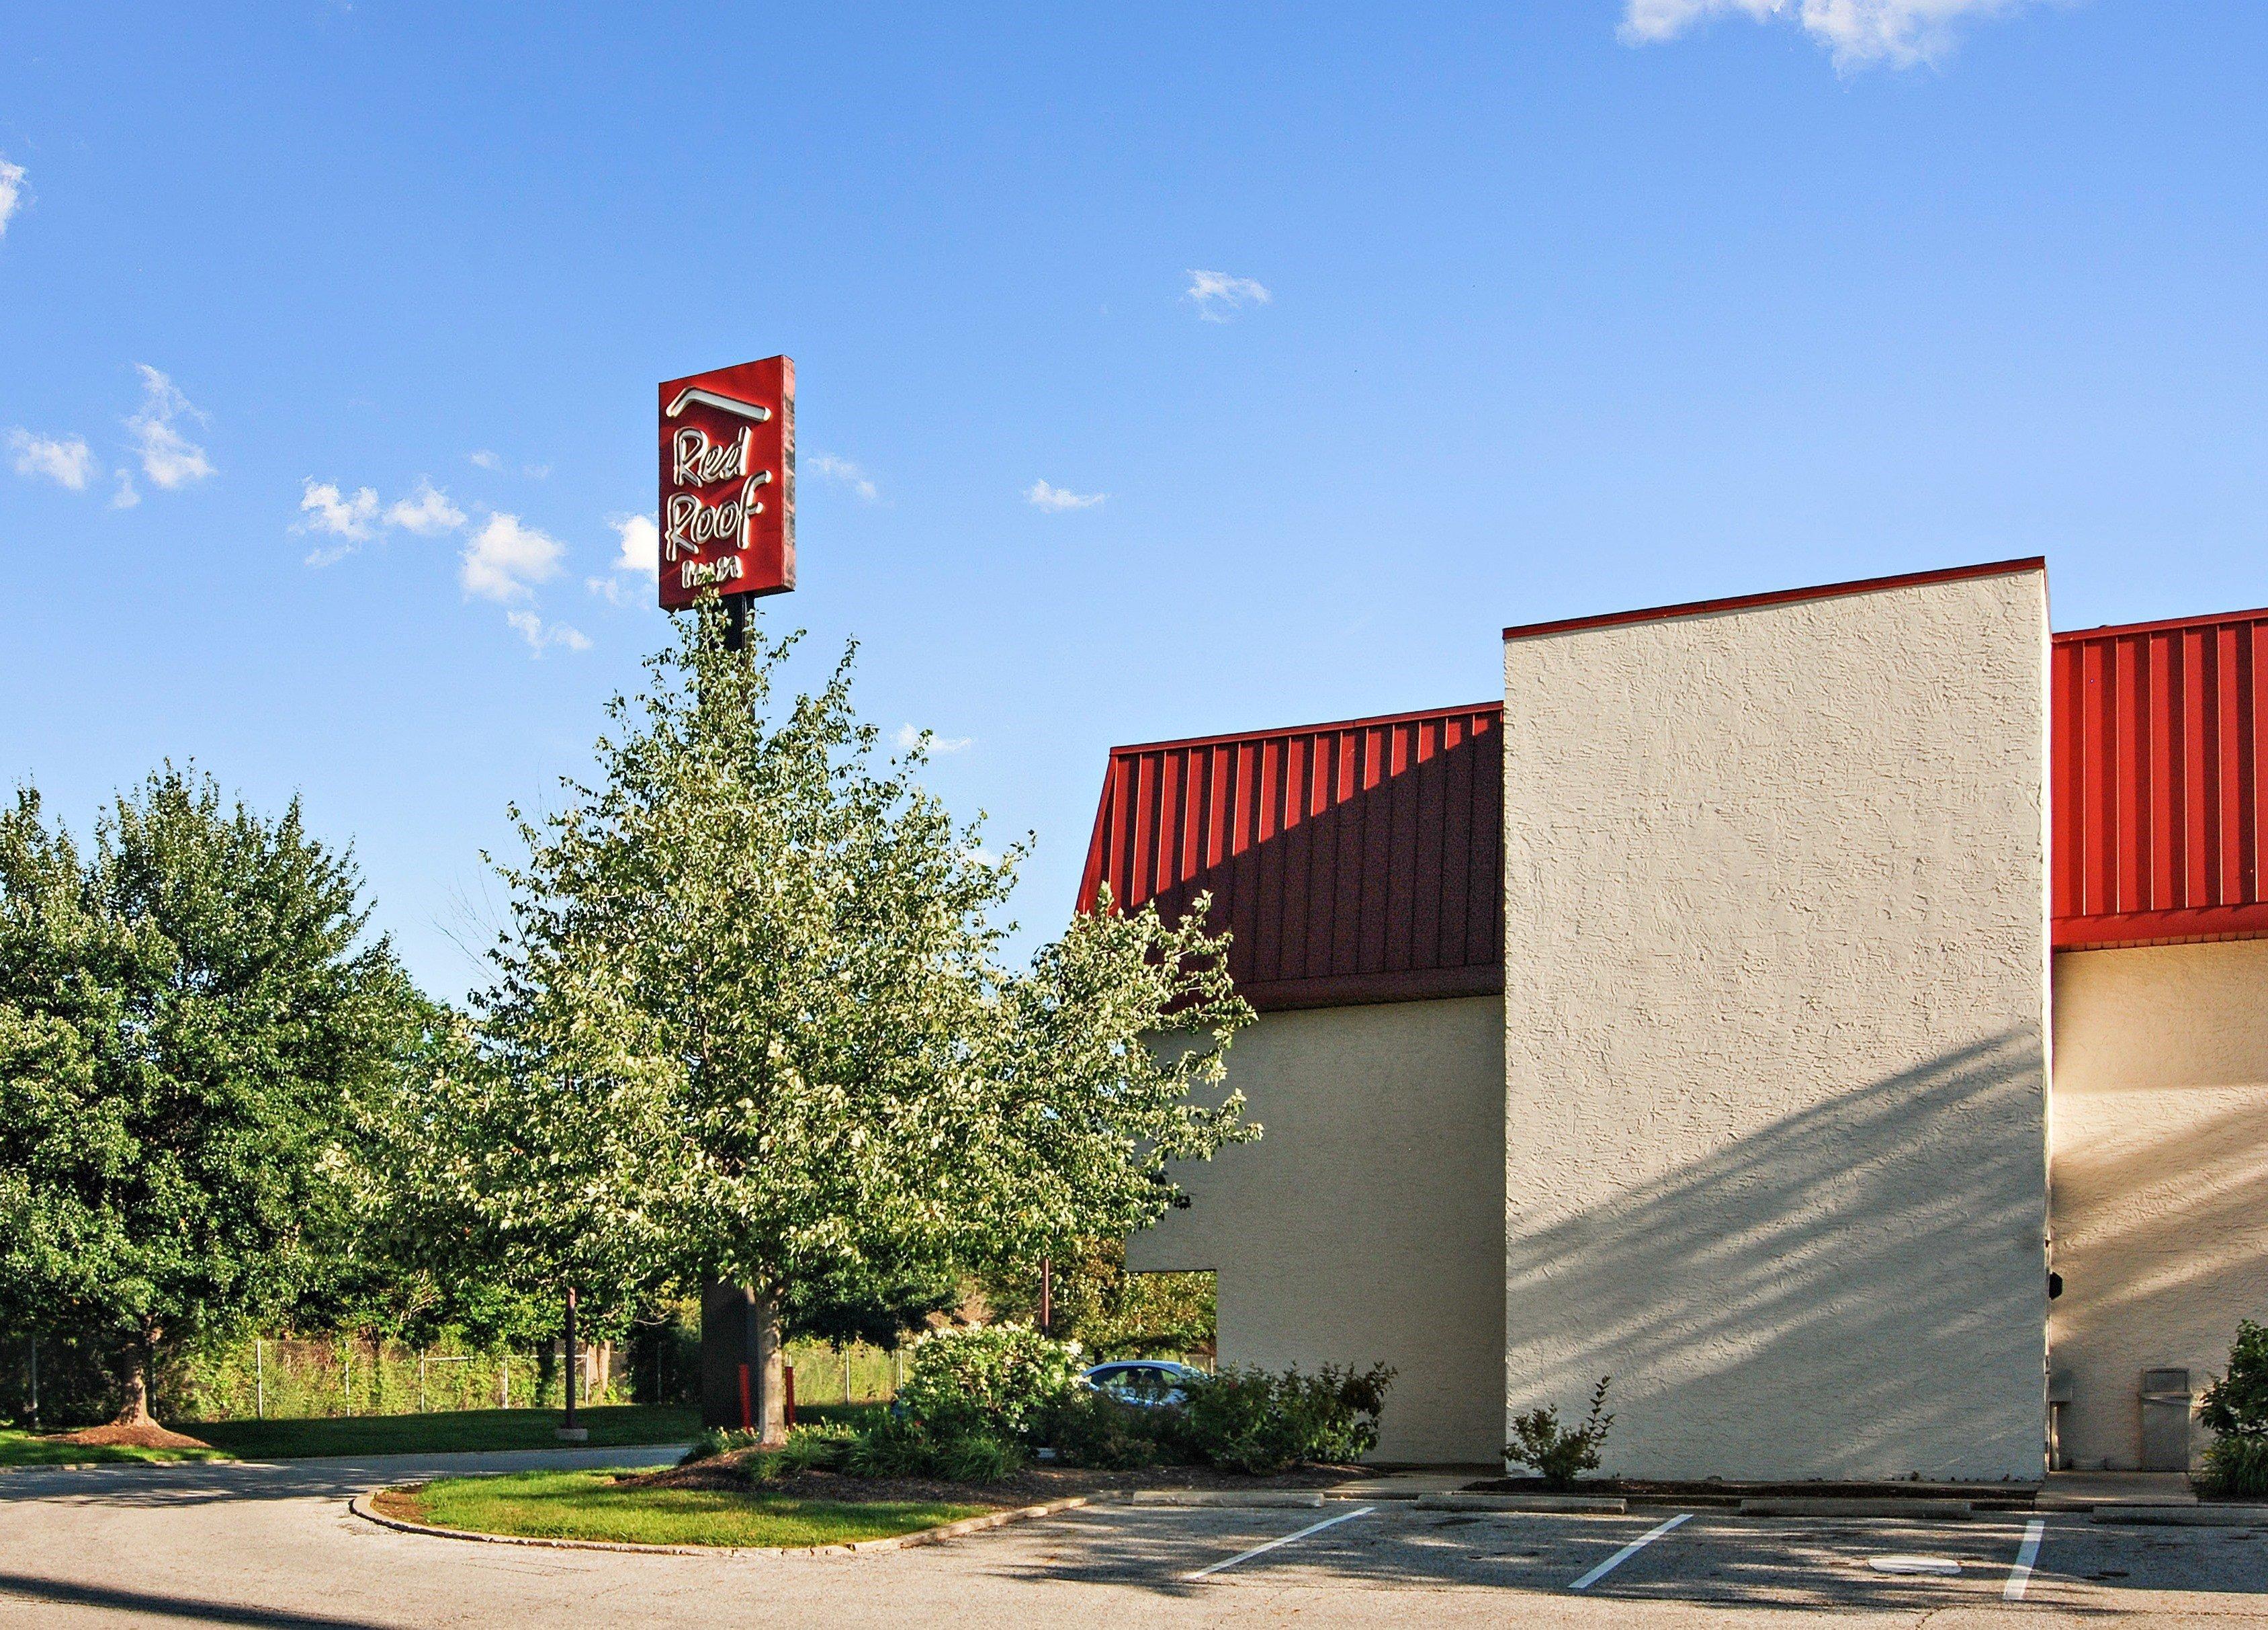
(895, 1324, 1082, 1444)
(2200, 1434, 2268, 1499)
(2201, 1322, 2268, 1441)
(1177, 1363, 1395, 1475)
(841, 1410, 1025, 1483)
(1504, 1377, 1614, 1491)
(681, 1426, 756, 1465)
(1039, 1387, 1166, 1470)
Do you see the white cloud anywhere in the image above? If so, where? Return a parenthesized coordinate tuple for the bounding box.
(6, 429, 94, 490)
(110, 470, 140, 509)
(1618, 0, 2042, 68)
(506, 610, 591, 655)
(588, 513, 658, 603)
(609, 513, 658, 579)
(296, 478, 378, 564)
(1186, 269, 1272, 323)
(126, 365, 214, 488)
(384, 478, 465, 535)
(1025, 478, 1106, 512)
(894, 723, 974, 755)
(0, 158, 26, 237)
(808, 451, 880, 503)
(468, 449, 503, 470)
(460, 511, 564, 602)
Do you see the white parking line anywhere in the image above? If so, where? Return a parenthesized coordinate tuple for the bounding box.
(2003, 1517, 2046, 1601)
(1569, 1511, 1692, 1592)
(1182, 1504, 1379, 1580)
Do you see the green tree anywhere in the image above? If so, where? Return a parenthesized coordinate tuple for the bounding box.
(470, 606, 1255, 1440)
(0, 769, 426, 1424)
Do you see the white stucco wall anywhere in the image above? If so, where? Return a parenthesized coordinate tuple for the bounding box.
(1127, 994, 1507, 1464)
(2050, 940, 2268, 1470)
(1499, 566, 2052, 1480)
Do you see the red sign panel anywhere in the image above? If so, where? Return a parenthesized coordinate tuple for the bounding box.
(656, 355, 795, 608)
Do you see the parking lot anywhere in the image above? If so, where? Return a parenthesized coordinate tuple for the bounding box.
(3, 1454, 2265, 1627)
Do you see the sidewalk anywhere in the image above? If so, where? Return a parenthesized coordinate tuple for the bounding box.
(2039, 1469, 2197, 1510)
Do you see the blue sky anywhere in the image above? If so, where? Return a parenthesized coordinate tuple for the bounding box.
(3, 1, 2263, 996)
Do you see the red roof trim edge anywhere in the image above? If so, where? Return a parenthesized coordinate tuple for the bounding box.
(1102, 701, 1503, 758)
(1501, 557, 2047, 644)
(2054, 606, 2268, 644)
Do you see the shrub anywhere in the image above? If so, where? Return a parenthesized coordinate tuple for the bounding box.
(2201, 1322, 2268, 1441)
(895, 1324, 1082, 1444)
(681, 1426, 758, 1465)
(764, 1422, 855, 1477)
(1039, 1387, 1166, 1470)
(2200, 1434, 2268, 1499)
(1504, 1377, 1614, 1491)
(841, 1411, 1024, 1482)
(934, 1432, 1026, 1483)
(1178, 1363, 1395, 1475)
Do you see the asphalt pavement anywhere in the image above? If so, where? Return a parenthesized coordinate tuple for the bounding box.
(3, 1450, 2265, 1627)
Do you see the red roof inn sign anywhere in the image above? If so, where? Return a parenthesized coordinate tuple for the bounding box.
(656, 356, 795, 608)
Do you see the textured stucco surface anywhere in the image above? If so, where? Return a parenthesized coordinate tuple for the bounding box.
(1499, 567, 2052, 1480)
(2050, 939, 2268, 1470)
(1127, 994, 1506, 1463)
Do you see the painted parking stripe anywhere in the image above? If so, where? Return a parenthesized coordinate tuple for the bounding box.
(2003, 1518, 2046, 1601)
(1569, 1512, 1692, 1592)
(1182, 1505, 1379, 1580)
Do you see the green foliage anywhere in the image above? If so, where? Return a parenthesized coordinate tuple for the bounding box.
(1037, 1387, 1164, 1470)
(1176, 1363, 1396, 1474)
(686, 1421, 855, 1478)
(896, 1324, 1082, 1442)
(978, 1238, 1215, 1361)
(443, 604, 1256, 1434)
(838, 1411, 1024, 1482)
(2200, 1434, 2268, 1499)
(1504, 1377, 1616, 1490)
(2201, 1322, 2268, 1440)
(0, 768, 429, 1416)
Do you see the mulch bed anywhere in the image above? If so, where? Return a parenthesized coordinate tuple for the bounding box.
(53, 1420, 215, 1451)
(1466, 1476, 2040, 1507)
(631, 1452, 1361, 1510)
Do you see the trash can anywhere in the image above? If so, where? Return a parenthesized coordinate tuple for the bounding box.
(2140, 1368, 2193, 1471)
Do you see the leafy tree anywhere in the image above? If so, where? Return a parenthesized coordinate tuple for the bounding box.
(0, 769, 426, 1424)
(468, 605, 1255, 1439)
(980, 1237, 1216, 1360)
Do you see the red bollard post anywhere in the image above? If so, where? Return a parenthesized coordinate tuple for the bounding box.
(737, 1362, 752, 1432)
(784, 1364, 797, 1429)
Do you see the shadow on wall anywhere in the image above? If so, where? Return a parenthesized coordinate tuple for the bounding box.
(2051, 1092, 2268, 1468)
(1506, 1029, 2048, 1481)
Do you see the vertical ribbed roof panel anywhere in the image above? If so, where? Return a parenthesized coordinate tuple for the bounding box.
(2053, 611, 2268, 947)
(1076, 703, 1505, 1010)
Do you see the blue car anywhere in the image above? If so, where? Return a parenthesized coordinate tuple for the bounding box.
(1081, 1360, 1203, 1407)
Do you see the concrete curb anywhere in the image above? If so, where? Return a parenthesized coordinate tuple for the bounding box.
(2091, 1504, 2268, 1528)
(1128, 1490, 1327, 1508)
(1413, 1493, 1627, 1514)
(1738, 1498, 1974, 1519)
(347, 1491, 1093, 1557)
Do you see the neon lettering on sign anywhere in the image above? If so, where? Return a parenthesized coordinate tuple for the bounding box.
(655, 357, 795, 608)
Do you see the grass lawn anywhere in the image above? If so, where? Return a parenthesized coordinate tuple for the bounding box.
(0, 1428, 228, 1469)
(388, 1467, 985, 1549)
(191, 1404, 700, 1459)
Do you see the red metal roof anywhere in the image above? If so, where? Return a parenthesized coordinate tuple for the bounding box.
(1082, 589, 2268, 998)
(1077, 703, 1504, 1011)
(2053, 611, 2268, 949)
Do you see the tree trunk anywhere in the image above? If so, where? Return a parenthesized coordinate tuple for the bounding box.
(562, 1286, 581, 1432)
(752, 1287, 787, 1446)
(112, 1326, 158, 1426)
